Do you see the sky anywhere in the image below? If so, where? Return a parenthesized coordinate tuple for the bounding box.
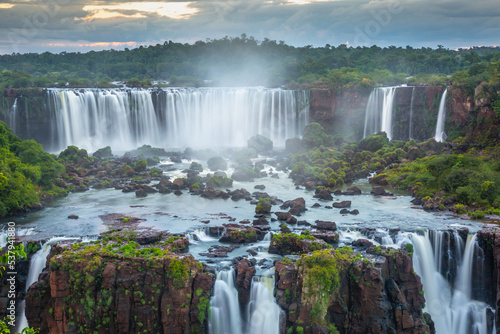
(0, 0, 499, 54)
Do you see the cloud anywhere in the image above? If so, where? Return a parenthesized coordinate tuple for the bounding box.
(79, 2, 199, 21)
(0, 0, 498, 54)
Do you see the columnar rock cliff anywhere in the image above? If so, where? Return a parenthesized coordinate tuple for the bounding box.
(25, 235, 214, 334)
(274, 247, 433, 334)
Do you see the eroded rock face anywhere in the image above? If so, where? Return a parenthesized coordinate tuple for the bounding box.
(233, 258, 256, 305)
(275, 248, 432, 334)
(25, 238, 214, 334)
(475, 227, 500, 329)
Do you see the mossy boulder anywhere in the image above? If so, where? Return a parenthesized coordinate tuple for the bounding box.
(302, 123, 333, 148)
(207, 156, 227, 171)
(359, 132, 390, 152)
(255, 197, 272, 214)
(248, 134, 273, 153)
(268, 232, 331, 255)
(93, 146, 113, 159)
(206, 175, 233, 188)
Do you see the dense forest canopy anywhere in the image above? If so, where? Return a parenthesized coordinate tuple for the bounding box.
(1, 35, 500, 89)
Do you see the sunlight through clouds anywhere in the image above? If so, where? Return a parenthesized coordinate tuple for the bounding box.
(0, 3, 15, 9)
(80, 2, 199, 21)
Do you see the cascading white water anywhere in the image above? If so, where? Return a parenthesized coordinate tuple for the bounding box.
(209, 268, 243, 334)
(47, 88, 310, 152)
(246, 274, 281, 334)
(187, 228, 218, 244)
(434, 88, 448, 142)
(363, 87, 397, 140)
(9, 98, 18, 134)
(0, 227, 36, 248)
(411, 231, 495, 334)
(409, 87, 415, 139)
(16, 236, 81, 332)
(209, 268, 281, 334)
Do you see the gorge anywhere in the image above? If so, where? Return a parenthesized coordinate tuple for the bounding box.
(0, 83, 499, 334)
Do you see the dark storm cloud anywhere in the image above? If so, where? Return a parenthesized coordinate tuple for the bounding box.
(0, 0, 498, 54)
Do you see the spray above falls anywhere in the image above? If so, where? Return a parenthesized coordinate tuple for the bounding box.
(45, 87, 310, 152)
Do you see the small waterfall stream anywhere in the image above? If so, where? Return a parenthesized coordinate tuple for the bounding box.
(363, 86, 397, 140)
(16, 236, 87, 332)
(9, 98, 18, 135)
(411, 231, 495, 334)
(209, 269, 244, 334)
(434, 88, 448, 142)
(409, 87, 415, 139)
(209, 268, 281, 334)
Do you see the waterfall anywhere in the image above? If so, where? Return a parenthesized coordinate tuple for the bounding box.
(16, 236, 81, 332)
(9, 98, 18, 134)
(363, 87, 397, 140)
(187, 228, 218, 244)
(46, 88, 310, 152)
(409, 87, 415, 139)
(209, 268, 281, 334)
(434, 88, 448, 142)
(412, 231, 495, 334)
(209, 269, 243, 334)
(246, 275, 281, 334)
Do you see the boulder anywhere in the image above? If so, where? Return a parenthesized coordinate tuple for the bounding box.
(315, 220, 337, 231)
(332, 200, 351, 208)
(247, 134, 273, 153)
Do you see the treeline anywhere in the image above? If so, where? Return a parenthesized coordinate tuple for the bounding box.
(1, 35, 500, 89)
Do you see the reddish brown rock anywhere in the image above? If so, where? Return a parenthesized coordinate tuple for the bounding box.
(25, 244, 214, 334)
(332, 201, 351, 208)
(234, 259, 256, 305)
(274, 248, 431, 334)
(219, 224, 258, 243)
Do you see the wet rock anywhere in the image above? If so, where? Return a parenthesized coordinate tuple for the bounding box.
(371, 186, 393, 196)
(275, 211, 292, 221)
(332, 200, 351, 208)
(246, 249, 258, 256)
(352, 238, 374, 250)
(254, 184, 266, 190)
(314, 188, 333, 201)
(174, 190, 183, 196)
(312, 203, 321, 208)
(255, 199, 272, 214)
(206, 156, 226, 171)
(268, 233, 330, 255)
(252, 217, 269, 226)
(248, 134, 273, 153)
(304, 181, 316, 190)
(280, 198, 306, 215)
(350, 209, 360, 215)
(280, 224, 292, 234)
(340, 208, 350, 214)
(310, 231, 339, 244)
(315, 220, 337, 231)
(286, 216, 298, 225)
(297, 220, 311, 226)
(343, 186, 362, 195)
(67, 214, 79, 220)
(234, 258, 256, 305)
(219, 224, 258, 243)
(135, 188, 147, 197)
